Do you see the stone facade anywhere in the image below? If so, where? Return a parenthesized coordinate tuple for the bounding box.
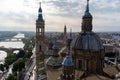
(35, 3, 47, 80)
(71, 50, 104, 74)
(71, 0, 105, 79)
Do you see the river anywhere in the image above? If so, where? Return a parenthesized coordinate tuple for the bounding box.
(0, 33, 25, 64)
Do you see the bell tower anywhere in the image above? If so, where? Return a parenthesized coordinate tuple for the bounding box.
(35, 2, 47, 80)
(64, 25, 67, 46)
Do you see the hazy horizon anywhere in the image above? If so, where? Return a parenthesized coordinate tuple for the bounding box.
(1, 30, 120, 33)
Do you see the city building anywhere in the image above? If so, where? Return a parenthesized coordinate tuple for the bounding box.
(35, 2, 47, 80)
(35, 0, 119, 80)
(71, 0, 104, 74)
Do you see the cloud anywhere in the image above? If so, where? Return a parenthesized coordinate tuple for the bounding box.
(0, 11, 36, 31)
(0, 0, 120, 32)
(92, 0, 120, 9)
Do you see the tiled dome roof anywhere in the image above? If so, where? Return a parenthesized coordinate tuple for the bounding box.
(62, 55, 74, 66)
(44, 50, 53, 56)
(46, 56, 62, 67)
(71, 32, 104, 52)
(52, 44, 59, 50)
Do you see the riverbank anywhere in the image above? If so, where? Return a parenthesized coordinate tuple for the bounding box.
(0, 33, 25, 64)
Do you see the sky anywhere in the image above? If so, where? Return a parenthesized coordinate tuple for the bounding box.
(0, 0, 120, 32)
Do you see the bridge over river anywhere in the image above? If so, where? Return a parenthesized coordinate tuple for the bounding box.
(0, 47, 23, 54)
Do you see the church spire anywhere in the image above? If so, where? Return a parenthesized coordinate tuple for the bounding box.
(70, 28, 72, 39)
(86, 0, 89, 12)
(81, 0, 93, 32)
(64, 25, 67, 46)
(37, 2, 44, 22)
(39, 2, 42, 12)
(64, 25, 67, 35)
(83, 0, 92, 18)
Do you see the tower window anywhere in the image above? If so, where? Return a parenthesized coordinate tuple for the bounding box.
(78, 60, 82, 69)
(39, 28, 41, 32)
(39, 45, 41, 51)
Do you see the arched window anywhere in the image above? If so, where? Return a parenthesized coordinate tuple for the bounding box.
(39, 45, 41, 51)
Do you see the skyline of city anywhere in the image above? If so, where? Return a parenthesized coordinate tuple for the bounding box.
(0, 0, 120, 80)
(0, 0, 120, 32)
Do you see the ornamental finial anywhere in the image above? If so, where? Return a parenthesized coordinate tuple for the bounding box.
(39, 2, 42, 12)
(40, 2, 41, 8)
(86, 0, 89, 12)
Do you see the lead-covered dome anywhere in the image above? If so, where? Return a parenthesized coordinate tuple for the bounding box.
(71, 32, 104, 52)
(62, 55, 74, 66)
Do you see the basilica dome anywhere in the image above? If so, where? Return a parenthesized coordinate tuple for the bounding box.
(71, 32, 104, 52)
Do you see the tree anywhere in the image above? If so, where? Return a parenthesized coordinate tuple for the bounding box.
(6, 74, 16, 80)
(0, 64, 4, 71)
(12, 59, 25, 73)
(4, 54, 17, 67)
(12, 62, 18, 73)
(22, 36, 35, 51)
(24, 51, 33, 59)
(17, 50, 25, 58)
